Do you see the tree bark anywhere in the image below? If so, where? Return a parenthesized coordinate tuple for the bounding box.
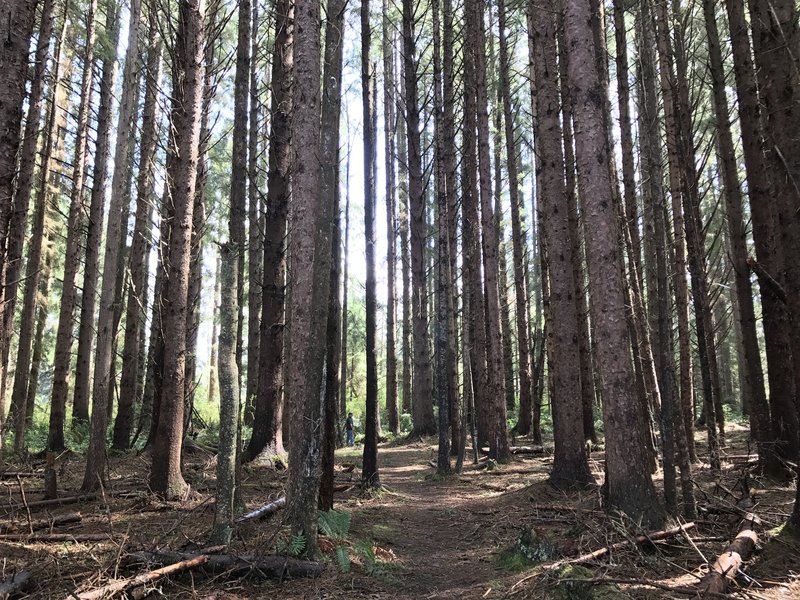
(149, 0, 206, 499)
(48, 0, 98, 450)
(562, 0, 664, 525)
(243, 0, 293, 462)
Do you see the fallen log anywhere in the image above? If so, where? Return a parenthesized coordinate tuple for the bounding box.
(0, 532, 114, 543)
(511, 446, 551, 455)
(0, 511, 81, 533)
(333, 484, 354, 493)
(1, 494, 96, 512)
(0, 572, 31, 600)
(540, 522, 697, 572)
(236, 496, 286, 524)
(0, 472, 42, 479)
(73, 554, 209, 600)
(125, 550, 325, 580)
(697, 513, 760, 596)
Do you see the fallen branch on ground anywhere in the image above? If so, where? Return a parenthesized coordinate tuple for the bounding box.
(509, 522, 697, 592)
(0, 511, 81, 533)
(1, 495, 96, 512)
(0, 532, 115, 543)
(0, 572, 31, 600)
(236, 496, 286, 524)
(73, 554, 209, 600)
(0, 472, 42, 480)
(125, 550, 325, 580)
(697, 513, 760, 595)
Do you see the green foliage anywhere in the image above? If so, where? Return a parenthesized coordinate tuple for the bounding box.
(335, 545, 351, 573)
(276, 532, 306, 557)
(546, 565, 631, 600)
(318, 509, 351, 540)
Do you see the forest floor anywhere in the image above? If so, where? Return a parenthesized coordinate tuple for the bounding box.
(1, 423, 799, 599)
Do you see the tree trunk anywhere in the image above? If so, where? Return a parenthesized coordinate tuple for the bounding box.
(211, 244, 241, 545)
(318, 0, 346, 511)
(562, 0, 664, 525)
(243, 0, 292, 462)
(114, 13, 162, 450)
(402, 0, 436, 437)
(47, 0, 98, 450)
(361, 0, 380, 488)
(529, 1, 593, 488)
(149, 0, 206, 499)
(285, 0, 330, 557)
(208, 252, 221, 407)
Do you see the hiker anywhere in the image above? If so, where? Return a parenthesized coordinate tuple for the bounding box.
(345, 412, 355, 446)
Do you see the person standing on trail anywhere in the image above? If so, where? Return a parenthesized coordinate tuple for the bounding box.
(345, 412, 355, 446)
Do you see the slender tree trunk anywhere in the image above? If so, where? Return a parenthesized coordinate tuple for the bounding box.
(208, 252, 222, 406)
(114, 14, 162, 450)
(402, 0, 436, 437)
(562, 0, 664, 525)
(285, 0, 330, 556)
(48, 0, 99, 450)
(74, 2, 122, 429)
(10, 2, 67, 449)
(243, 0, 292, 462)
(397, 59, 412, 418)
(245, 0, 263, 426)
(211, 244, 241, 544)
(149, 0, 206, 499)
(319, 0, 346, 511)
(361, 0, 379, 486)
(383, 0, 399, 436)
(529, 0, 593, 487)
(340, 150, 351, 427)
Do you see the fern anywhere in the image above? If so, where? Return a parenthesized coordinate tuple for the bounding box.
(277, 531, 306, 557)
(335, 545, 351, 573)
(318, 509, 351, 540)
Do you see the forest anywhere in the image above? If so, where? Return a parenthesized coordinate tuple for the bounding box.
(0, 0, 800, 596)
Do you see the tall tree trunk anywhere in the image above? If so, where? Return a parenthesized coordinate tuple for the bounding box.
(562, 0, 664, 525)
(48, 0, 99, 451)
(402, 0, 436, 437)
(0, 0, 38, 411)
(10, 1, 67, 450)
(340, 150, 351, 426)
(2, 0, 58, 412)
(114, 13, 162, 450)
(285, 0, 330, 556)
(74, 1, 122, 428)
(361, 0, 379, 487)
(211, 243, 241, 544)
(383, 0, 399, 436)
(230, 0, 251, 418)
(469, 0, 508, 461)
(243, 0, 292, 462)
(149, 0, 206, 499)
(397, 56, 412, 418)
(529, 0, 593, 487)
(702, 0, 770, 449)
(208, 252, 222, 406)
(245, 0, 263, 425)
(498, 0, 533, 437)
(319, 0, 346, 511)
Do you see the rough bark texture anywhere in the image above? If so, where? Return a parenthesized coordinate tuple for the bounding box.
(114, 16, 162, 450)
(529, 1, 593, 488)
(48, 0, 98, 450)
(318, 0, 346, 512)
(243, 0, 292, 462)
(285, 0, 330, 557)
(562, 0, 664, 525)
(149, 0, 206, 499)
(211, 244, 241, 545)
(402, 0, 436, 437)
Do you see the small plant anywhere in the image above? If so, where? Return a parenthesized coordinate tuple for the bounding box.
(498, 528, 557, 571)
(276, 531, 306, 557)
(319, 509, 352, 572)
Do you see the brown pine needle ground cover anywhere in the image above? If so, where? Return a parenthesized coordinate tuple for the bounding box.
(1, 424, 798, 599)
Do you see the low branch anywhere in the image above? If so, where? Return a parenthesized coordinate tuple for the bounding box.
(747, 257, 787, 303)
(125, 550, 325, 580)
(74, 555, 209, 600)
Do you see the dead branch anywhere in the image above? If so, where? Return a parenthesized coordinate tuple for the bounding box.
(0, 572, 31, 600)
(747, 257, 787, 303)
(0, 511, 81, 533)
(0, 532, 114, 543)
(2, 495, 96, 512)
(73, 554, 209, 600)
(125, 550, 325, 580)
(697, 513, 760, 596)
(0, 472, 43, 479)
(236, 496, 286, 524)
